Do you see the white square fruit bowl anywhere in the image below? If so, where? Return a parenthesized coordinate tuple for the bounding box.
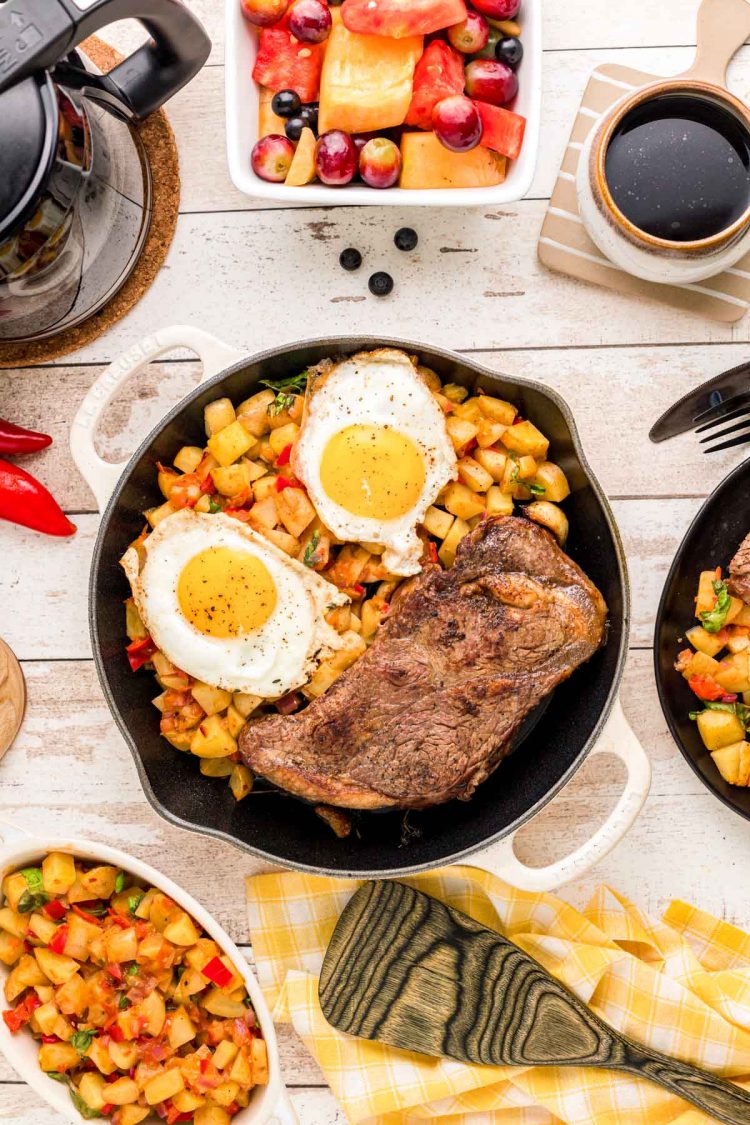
(225, 0, 542, 206)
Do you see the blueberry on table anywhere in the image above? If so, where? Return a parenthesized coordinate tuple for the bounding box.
(272, 89, 302, 118)
(285, 116, 306, 141)
(340, 248, 362, 271)
(395, 227, 418, 252)
(369, 271, 394, 297)
(495, 36, 524, 69)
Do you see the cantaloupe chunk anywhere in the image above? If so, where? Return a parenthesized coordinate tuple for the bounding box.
(258, 87, 286, 138)
(285, 127, 317, 186)
(318, 18, 422, 135)
(400, 132, 506, 189)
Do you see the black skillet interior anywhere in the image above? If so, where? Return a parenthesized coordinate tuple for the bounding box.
(655, 458, 750, 822)
(90, 338, 627, 874)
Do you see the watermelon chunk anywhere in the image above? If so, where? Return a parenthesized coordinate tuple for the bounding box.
(252, 27, 323, 103)
(342, 0, 467, 38)
(406, 41, 465, 131)
(474, 101, 526, 160)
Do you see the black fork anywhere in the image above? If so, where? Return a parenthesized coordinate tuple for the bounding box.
(695, 389, 750, 453)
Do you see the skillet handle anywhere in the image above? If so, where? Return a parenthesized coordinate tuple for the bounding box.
(70, 326, 246, 512)
(682, 0, 750, 85)
(468, 697, 651, 892)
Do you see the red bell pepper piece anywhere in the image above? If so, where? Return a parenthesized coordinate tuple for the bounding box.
(343, 0, 466, 36)
(474, 101, 527, 160)
(49, 925, 69, 955)
(108, 1023, 125, 1043)
(3, 992, 41, 1033)
(275, 475, 296, 492)
(43, 899, 67, 921)
(200, 473, 215, 494)
(0, 458, 76, 537)
(688, 675, 725, 701)
(201, 956, 233, 989)
(275, 443, 292, 467)
(406, 40, 464, 131)
(41, 1034, 61, 1044)
(253, 27, 323, 103)
(0, 418, 52, 456)
(126, 635, 158, 672)
(72, 904, 103, 926)
(428, 541, 439, 565)
(106, 962, 124, 982)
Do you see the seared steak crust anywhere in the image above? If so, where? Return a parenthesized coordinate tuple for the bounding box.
(729, 532, 750, 604)
(239, 516, 608, 810)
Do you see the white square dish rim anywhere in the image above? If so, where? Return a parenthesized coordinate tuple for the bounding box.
(224, 0, 542, 206)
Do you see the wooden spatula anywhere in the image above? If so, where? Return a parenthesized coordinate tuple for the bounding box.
(320, 881, 750, 1125)
(0, 638, 24, 760)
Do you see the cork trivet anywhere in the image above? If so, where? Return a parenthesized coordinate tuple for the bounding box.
(0, 36, 180, 368)
(538, 64, 750, 325)
(0, 638, 25, 759)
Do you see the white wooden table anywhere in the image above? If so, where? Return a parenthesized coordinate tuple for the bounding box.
(3, 2, 750, 1120)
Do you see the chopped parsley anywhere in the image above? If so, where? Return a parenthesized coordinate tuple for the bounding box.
(115, 871, 126, 894)
(20, 868, 44, 894)
(127, 893, 144, 915)
(528, 482, 546, 496)
(261, 371, 309, 416)
(700, 579, 732, 634)
(127, 962, 139, 977)
(208, 498, 223, 513)
(690, 701, 750, 726)
(118, 994, 131, 1010)
(303, 530, 321, 568)
(17, 890, 47, 914)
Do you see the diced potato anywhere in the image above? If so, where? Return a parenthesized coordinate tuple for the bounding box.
(136, 989, 167, 1037)
(77, 1073, 108, 1112)
(442, 482, 485, 521)
(28, 912, 58, 945)
(697, 708, 745, 752)
(174, 445, 203, 474)
(532, 461, 570, 503)
(486, 486, 514, 516)
(55, 972, 88, 1017)
(237, 390, 276, 436)
(685, 625, 726, 658)
(207, 420, 255, 468)
(477, 395, 517, 425)
(105, 1077, 139, 1106)
(2, 873, 28, 912)
(109, 1040, 139, 1070)
(125, 599, 147, 641)
(502, 420, 549, 460)
(734, 604, 750, 626)
(452, 397, 482, 423)
(191, 683, 233, 717)
(86, 1035, 117, 1075)
(715, 653, 750, 693)
(195, 1107, 232, 1125)
(476, 418, 507, 449)
(39, 1041, 79, 1072)
(190, 715, 238, 759)
(0, 907, 28, 939)
(275, 486, 316, 539)
(145, 1066, 185, 1105)
(361, 597, 389, 642)
(251, 1035, 269, 1083)
(204, 398, 236, 437)
(63, 913, 100, 961)
(304, 632, 367, 699)
(711, 742, 744, 785)
(727, 597, 745, 624)
(0, 931, 24, 965)
(200, 758, 234, 778)
(211, 463, 252, 498)
(682, 649, 721, 681)
(445, 416, 479, 455)
(229, 1047, 253, 1085)
(202, 987, 247, 1018)
(80, 866, 118, 900)
(35, 947, 79, 985)
(146, 500, 177, 528)
(173, 967, 207, 1004)
(457, 456, 494, 493)
(147, 893, 178, 934)
(119, 1107, 150, 1125)
(6, 953, 47, 1001)
(105, 926, 138, 963)
(33, 1002, 60, 1036)
(167, 1005, 197, 1050)
(213, 1040, 239, 1071)
(173, 1089, 207, 1113)
(500, 455, 522, 496)
(728, 629, 750, 654)
(442, 383, 468, 403)
(233, 693, 262, 718)
(696, 571, 721, 617)
(42, 852, 76, 896)
(163, 911, 201, 947)
(525, 501, 569, 545)
(224, 704, 246, 739)
(439, 517, 471, 567)
(230, 764, 254, 801)
(417, 365, 441, 392)
(268, 422, 300, 456)
(422, 505, 454, 539)
(248, 494, 278, 530)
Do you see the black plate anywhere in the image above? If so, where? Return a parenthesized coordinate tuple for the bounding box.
(90, 337, 629, 875)
(655, 458, 750, 822)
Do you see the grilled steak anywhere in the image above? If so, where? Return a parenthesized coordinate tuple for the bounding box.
(239, 516, 608, 810)
(729, 532, 750, 604)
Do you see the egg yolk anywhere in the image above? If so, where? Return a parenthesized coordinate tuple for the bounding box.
(177, 547, 277, 637)
(320, 424, 426, 520)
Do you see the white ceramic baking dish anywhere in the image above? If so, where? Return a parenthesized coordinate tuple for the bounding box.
(225, 0, 541, 206)
(0, 822, 297, 1124)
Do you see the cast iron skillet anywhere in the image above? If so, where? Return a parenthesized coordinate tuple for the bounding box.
(82, 335, 629, 875)
(655, 459, 750, 822)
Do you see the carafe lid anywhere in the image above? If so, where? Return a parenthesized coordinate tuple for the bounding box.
(0, 73, 58, 243)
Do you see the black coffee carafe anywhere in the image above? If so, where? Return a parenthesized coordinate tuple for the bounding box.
(0, 0, 211, 344)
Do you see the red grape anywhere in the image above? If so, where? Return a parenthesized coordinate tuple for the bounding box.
(432, 95, 483, 152)
(464, 58, 518, 106)
(447, 12, 490, 54)
(288, 0, 332, 43)
(240, 0, 289, 27)
(251, 135, 295, 182)
(359, 137, 402, 189)
(315, 130, 358, 185)
(471, 0, 520, 18)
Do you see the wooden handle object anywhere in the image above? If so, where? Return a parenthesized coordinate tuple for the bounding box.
(684, 0, 750, 85)
(320, 881, 750, 1125)
(0, 638, 24, 760)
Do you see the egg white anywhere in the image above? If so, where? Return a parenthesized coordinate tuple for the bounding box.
(121, 510, 348, 696)
(292, 349, 457, 576)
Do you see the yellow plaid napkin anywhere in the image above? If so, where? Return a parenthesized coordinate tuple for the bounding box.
(246, 868, 750, 1124)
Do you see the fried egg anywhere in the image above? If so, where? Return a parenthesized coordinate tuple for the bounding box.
(121, 510, 348, 696)
(291, 349, 457, 576)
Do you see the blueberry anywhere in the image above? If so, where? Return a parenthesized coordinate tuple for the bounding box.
(369, 271, 394, 297)
(272, 89, 302, 118)
(340, 247, 362, 271)
(495, 36, 523, 69)
(299, 104, 318, 130)
(285, 116, 306, 141)
(394, 227, 418, 252)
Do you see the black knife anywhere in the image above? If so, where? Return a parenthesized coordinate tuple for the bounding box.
(650, 359, 750, 443)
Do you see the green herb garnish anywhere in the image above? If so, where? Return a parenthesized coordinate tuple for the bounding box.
(46, 1072, 67, 1083)
(68, 1088, 102, 1119)
(261, 371, 309, 417)
(17, 890, 47, 914)
(528, 482, 546, 496)
(127, 893, 144, 915)
(70, 1029, 95, 1055)
(20, 868, 44, 894)
(700, 579, 732, 634)
(127, 962, 139, 977)
(303, 530, 321, 568)
(208, 498, 223, 513)
(118, 995, 131, 1010)
(689, 701, 750, 726)
(115, 871, 126, 894)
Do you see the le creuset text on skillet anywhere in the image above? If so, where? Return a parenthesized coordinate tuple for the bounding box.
(71, 326, 651, 887)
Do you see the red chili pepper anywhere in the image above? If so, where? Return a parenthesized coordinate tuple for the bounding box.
(106, 962, 123, 982)
(72, 904, 103, 926)
(275, 443, 292, 467)
(275, 475, 295, 492)
(201, 956, 233, 988)
(49, 924, 69, 955)
(101, 1105, 113, 1116)
(126, 635, 158, 672)
(688, 675, 725, 702)
(43, 899, 67, 921)
(0, 418, 52, 456)
(108, 1023, 125, 1043)
(0, 458, 76, 537)
(2, 992, 41, 1033)
(41, 1034, 61, 1044)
